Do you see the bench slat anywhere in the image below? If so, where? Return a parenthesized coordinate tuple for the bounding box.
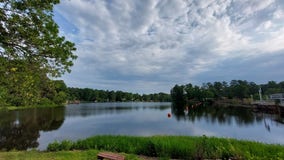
(97, 152, 125, 160)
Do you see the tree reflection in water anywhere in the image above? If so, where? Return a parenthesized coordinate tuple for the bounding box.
(171, 103, 284, 128)
(0, 107, 65, 151)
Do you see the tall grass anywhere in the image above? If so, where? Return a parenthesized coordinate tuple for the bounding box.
(47, 135, 284, 159)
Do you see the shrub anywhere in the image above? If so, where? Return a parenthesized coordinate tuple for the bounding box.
(47, 141, 60, 151)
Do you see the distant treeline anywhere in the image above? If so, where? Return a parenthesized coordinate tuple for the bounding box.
(171, 80, 284, 106)
(67, 87, 171, 102)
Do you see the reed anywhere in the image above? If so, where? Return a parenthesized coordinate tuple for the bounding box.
(47, 135, 284, 159)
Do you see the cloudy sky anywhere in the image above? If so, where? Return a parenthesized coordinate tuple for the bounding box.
(53, 0, 284, 94)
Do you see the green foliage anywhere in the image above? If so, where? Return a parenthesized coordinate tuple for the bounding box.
(1, 59, 43, 106)
(59, 140, 74, 151)
(47, 135, 284, 159)
(171, 83, 215, 109)
(67, 87, 171, 102)
(0, 66, 68, 106)
(0, 86, 8, 106)
(170, 84, 186, 108)
(53, 91, 67, 104)
(0, 0, 76, 107)
(0, 0, 77, 77)
(171, 80, 284, 104)
(47, 141, 61, 152)
(261, 81, 283, 95)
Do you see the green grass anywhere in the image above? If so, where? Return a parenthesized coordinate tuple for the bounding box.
(0, 150, 140, 160)
(0, 104, 65, 111)
(0, 150, 98, 160)
(47, 135, 284, 160)
(1, 136, 283, 160)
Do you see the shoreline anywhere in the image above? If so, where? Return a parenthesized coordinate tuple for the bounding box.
(1, 135, 283, 159)
(213, 100, 284, 114)
(0, 104, 65, 111)
(43, 135, 284, 159)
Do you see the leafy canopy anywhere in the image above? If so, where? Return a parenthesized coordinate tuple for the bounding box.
(0, 0, 77, 106)
(0, 0, 77, 77)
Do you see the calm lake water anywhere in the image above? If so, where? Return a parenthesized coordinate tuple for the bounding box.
(0, 102, 284, 150)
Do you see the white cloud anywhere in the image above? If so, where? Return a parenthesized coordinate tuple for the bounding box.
(273, 9, 284, 19)
(241, 0, 275, 15)
(55, 0, 284, 93)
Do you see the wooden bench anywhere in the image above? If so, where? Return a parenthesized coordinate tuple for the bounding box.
(97, 152, 125, 160)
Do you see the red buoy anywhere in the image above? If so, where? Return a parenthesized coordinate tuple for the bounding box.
(167, 113, 171, 118)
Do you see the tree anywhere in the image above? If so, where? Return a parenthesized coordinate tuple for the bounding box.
(171, 85, 186, 107)
(265, 81, 281, 94)
(184, 83, 195, 100)
(247, 82, 258, 98)
(0, 0, 77, 106)
(229, 80, 250, 99)
(108, 91, 116, 102)
(1, 0, 77, 76)
(279, 81, 284, 92)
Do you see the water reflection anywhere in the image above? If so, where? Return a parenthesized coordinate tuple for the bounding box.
(171, 104, 284, 129)
(1, 102, 284, 150)
(0, 107, 65, 150)
(65, 102, 170, 117)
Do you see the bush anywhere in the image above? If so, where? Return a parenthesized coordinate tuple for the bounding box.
(47, 141, 60, 151)
(60, 140, 74, 150)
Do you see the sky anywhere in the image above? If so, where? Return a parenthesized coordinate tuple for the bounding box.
(53, 0, 284, 94)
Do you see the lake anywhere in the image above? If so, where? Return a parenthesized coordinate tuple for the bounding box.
(0, 102, 284, 151)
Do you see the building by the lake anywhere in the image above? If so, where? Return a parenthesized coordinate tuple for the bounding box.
(270, 93, 284, 106)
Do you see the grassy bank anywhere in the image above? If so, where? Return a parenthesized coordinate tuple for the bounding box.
(0, 150, 140, 160)
(0, 150, 98, 160)
(47, 135, 284, 159)
(0, 104, 65, 111)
